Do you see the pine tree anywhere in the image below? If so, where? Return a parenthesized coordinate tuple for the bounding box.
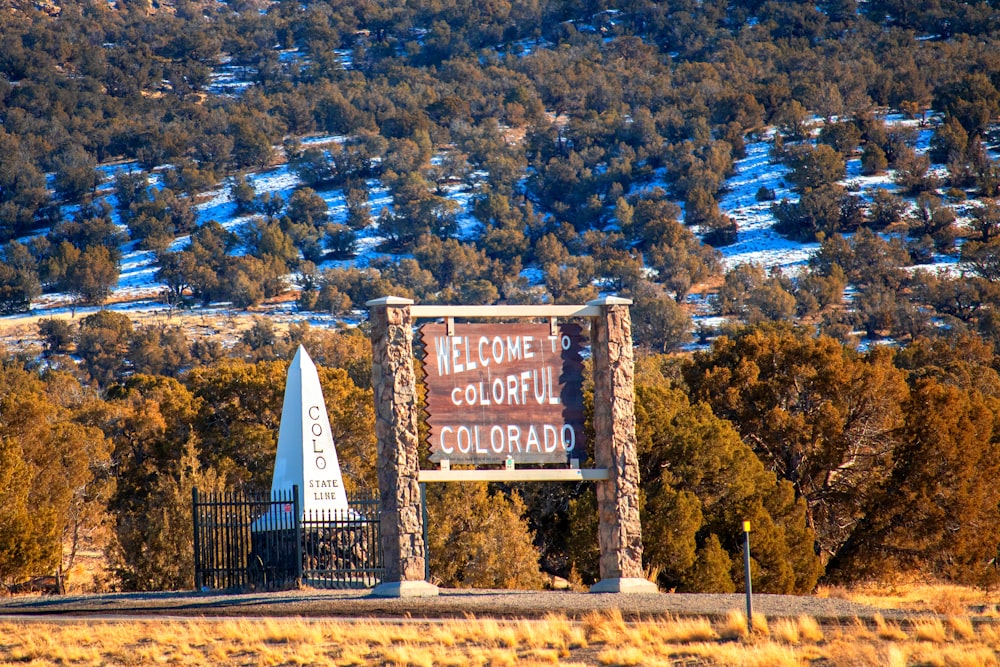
(111, 433, 223, 591)
(0, 437, 37, 581)
(0, 242, 40, 314)
(785, 144, 847, 192)
(0, 363, 111, 584)
(861, 143, 888, 176)
(682, 535, 735, 593)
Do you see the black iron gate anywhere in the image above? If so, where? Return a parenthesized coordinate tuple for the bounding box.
(192, 486, 383, 592)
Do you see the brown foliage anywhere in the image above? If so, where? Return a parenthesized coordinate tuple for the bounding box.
(685, 324, 909, 565)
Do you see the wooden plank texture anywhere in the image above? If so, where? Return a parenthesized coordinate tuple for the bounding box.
(419, 322, 586, 464)
(418, 468, 610, 482)
(409, 304, 600, 318)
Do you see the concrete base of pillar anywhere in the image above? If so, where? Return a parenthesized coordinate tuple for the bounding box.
(370, 581, 440, 598)
(589, 577, 659, 594)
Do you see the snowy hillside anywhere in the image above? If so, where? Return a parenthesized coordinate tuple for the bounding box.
(2, 112, 972, 348)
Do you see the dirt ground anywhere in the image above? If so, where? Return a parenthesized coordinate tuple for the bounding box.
(0, 587, 916, 622)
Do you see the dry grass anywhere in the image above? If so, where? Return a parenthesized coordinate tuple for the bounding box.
(0, 297, 307, 354)
(911, 616, 948, 643)
(657, 615, 718, 643)
(719, 609, 750, 640)
(795, 615, 824, 643)
(2, 610, 1000, 666)
(817, 579, 1000, 616)
(874, 613, 909, 641)
(981, 623, 1000, 647)
(750, 612, 769, 637)
(948, 615, 977, 641)
(771, 617, 800, 644)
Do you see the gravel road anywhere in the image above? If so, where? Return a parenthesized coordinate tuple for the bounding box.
(0, 588, 911, 622)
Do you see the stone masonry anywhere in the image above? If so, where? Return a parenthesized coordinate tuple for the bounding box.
(589, 297, 646, 583)
(368, 297, 426, 583)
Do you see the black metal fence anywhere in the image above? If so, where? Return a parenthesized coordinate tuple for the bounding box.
(192, 486, 383, 592)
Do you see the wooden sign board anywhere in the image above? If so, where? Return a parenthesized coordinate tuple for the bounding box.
(419, 322, 586, 464)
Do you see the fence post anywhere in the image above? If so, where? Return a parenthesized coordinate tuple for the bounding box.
(293, 485, 303, 587)
(192, 487, 202, 592)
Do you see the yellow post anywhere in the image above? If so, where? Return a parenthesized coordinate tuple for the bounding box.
(743, 521, 753, 633)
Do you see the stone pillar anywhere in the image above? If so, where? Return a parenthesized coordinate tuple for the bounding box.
(588, 297, 657, 594)
(367, 297, 438, 598)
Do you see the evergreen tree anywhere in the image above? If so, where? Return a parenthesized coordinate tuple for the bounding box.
(0, 362, 111, 583)
(929, 115, 969, 164)
(51, 145, 100, 204)
(0, 130, 49, 241)
(829, 379, 1000, 586)
(76, 311, 134, 386)
(286, 187, 328, 226)
(427, 483, 547, 589)
(629, 286, 693, 353)
(785, 144, 847, 192)
(624, 376, 820, 593)
(67, 245, 120, 308)
(111, 434, 221, 591)
(684, 324, 909, 564)
(0, 242, 40, 314)
(229, 175, 257, 215)
(860, 143, 888, 176)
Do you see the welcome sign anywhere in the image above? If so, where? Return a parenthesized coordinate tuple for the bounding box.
(419, 322, 585, 464)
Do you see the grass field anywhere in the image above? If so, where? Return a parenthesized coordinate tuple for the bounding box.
(1, 607, 999, 666)
(818, 580, 1000, 617)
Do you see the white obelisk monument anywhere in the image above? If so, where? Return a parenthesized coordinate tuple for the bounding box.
(269, 345, 349, 516)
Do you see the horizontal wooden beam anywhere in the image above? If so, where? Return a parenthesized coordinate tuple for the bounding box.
(367, 298, 633, 320)
(417, 468, 610, 483)
(408, 305, 601, 319)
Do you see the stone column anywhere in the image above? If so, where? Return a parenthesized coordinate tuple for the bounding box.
(367, 297, 438, 597)
(588, 296, 657, 593)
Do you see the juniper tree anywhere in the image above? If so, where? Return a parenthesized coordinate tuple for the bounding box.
(684, 324, 909, 564)
(567, 372, 821, 593)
